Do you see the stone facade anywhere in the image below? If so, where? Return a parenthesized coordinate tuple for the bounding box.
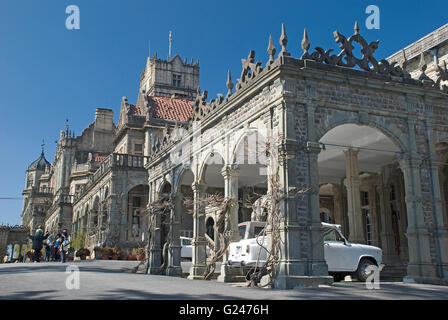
(18, 22, 448, 288)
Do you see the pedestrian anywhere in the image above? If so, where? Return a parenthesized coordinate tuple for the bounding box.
(28, 226, 49, 263)
(54, 234, 61, 262)
(59, 229, 70, 263)
(44, 241, 51, 262)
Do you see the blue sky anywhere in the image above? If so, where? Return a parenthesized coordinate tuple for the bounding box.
(0, 0, 447, 225)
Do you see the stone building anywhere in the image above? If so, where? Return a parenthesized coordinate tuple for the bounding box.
(19, 22, 448, 288)
(142, 22, 448, 288)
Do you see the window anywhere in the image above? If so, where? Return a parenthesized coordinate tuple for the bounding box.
(323, 227, 344, 242)
(132, 210, 140, 237)
(390, 184, 396, 201)
(238, 225, 246, 239)
(361, 191, 369, 206)
(182, 238, 192, 246)
(134, 143, 143, 154)
(172, 74, 181, 87)
(363, 208, 372, 245)
(323, 228, 337, 242)
(133, 196, 142, 208)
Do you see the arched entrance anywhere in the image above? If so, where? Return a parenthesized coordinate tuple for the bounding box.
(127, 185, 149, 240)
(318, 123, 409, 277)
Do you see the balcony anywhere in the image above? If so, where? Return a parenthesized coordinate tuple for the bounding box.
(73, 153, 149, 204)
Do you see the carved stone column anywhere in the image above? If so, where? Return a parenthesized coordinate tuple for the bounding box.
(332, 184, 343, 225)
(399, 156, 436, 282)
(274, 140, 333, 289)
(221, 165, 240, 242)
(377, 178, 398, 265)
(217, 165, 245, 283)
(187, 182, 208, 280)
(147, 207, 163, 275)
(343, 148, 365, 244)
(166, 192, 182, 277)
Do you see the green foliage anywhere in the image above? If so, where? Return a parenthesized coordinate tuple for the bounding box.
(71, 231, 85, 250)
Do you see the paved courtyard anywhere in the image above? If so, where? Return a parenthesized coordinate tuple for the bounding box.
(0, 260, 447, 300)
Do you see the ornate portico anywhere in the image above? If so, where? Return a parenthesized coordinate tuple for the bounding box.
(144, 22, 448, 288)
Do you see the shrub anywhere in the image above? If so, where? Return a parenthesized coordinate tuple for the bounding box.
(71, 231, 86, 251)
(136, 248, 145, 259)
(75, 248, 90, 257)
(112, 247, 121, 257)
(100, 247, 113, 257)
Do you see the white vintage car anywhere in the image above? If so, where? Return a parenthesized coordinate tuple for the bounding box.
(227, 222, 383, 282)
(180, 236, 210, 260)
(180, 237, 193, 260)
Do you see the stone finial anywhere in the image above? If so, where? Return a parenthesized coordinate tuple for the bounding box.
(301, 28, 310, 54)
(226, 70, 233, 98)
(418, 52, 426, 70)
(400, 49, 408, 70)
(418, 52, 432, 81)
(354, 21, 360, 35)
(279, 23, 290, 56)
(153, 52, 157, 60)
(267, 34, 276, 63)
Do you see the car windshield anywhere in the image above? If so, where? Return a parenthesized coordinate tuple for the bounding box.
(182, 238, 191, 245)
(323, 227, 345, 242)
(238, 225, 246, 239)
(323, 228, 338, 242)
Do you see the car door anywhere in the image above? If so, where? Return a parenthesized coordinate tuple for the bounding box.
(323, 227, 354, 271)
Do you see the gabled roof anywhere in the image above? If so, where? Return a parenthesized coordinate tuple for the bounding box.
(147, 96, 192, 122)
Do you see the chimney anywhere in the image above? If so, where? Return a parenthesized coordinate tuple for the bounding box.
(94, 108, 114, 131)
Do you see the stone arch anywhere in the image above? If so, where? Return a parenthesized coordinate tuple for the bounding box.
(230, 128, 269, 166)
(198, 150, 226, 183)
(316, 111, 409, 154)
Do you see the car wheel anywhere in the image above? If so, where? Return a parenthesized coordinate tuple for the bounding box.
(356, 258, 377, 282)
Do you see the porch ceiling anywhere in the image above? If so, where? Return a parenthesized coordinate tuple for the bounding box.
(318, 124, 401, 184)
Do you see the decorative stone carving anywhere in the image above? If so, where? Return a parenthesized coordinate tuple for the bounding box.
(300, 22, 411, 79)
(236, 50, 263, 91)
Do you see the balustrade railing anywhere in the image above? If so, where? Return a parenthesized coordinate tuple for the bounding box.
(72, 153, 150, 203)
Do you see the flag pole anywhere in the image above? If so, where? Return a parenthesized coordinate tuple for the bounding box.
(168, 31, 172, 60)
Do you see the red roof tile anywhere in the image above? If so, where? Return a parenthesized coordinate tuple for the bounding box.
(148, 97, 192, 122)
(129, 104, 144, 116)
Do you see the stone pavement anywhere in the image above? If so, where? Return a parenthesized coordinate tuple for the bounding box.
(0, 260, 447, 300)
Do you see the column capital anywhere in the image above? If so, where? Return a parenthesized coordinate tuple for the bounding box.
(343, 148, 360, 157)
(306, 141, 322, 154)
(221, 165, 240, 179)
(191, 181, 207, 193)
(398, 154, 423, 171)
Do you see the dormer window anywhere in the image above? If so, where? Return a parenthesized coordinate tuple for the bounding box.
(172, 74, 181, 87)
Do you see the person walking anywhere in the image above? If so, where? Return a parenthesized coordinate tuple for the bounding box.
(28, 226, 49, 263)
(44, 240, 51, 262)
(54, 233, 61, 262)
(59, 229, 70, 263)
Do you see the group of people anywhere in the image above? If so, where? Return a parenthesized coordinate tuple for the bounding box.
(28, 226, 70, 263)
